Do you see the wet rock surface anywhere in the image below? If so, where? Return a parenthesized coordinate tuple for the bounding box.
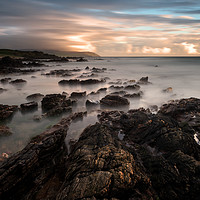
(26, 93, 44, 101)
(0, 104, 18, 121)
(20, 101, 38, 111)
(100, 95, 130, 107)
(0, 98, 200, 200)
(41, 94, 75, 117)
(9, 79, 27, 84)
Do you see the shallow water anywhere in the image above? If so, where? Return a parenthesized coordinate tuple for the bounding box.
(1, 57, 200, 156)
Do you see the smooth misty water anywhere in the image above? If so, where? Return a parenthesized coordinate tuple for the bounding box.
(0, 57, 200, 156)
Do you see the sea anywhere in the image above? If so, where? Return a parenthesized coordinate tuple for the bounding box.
(0, 56, 200, 155)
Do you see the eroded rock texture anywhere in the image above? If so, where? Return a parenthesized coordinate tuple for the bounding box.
(0, 98, 200, 200)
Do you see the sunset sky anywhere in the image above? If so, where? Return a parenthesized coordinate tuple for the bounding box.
(0, 0, 200, 56)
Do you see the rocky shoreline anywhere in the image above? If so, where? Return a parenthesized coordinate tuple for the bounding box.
(0, 97, 200, 200)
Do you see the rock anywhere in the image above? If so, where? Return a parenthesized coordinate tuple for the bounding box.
(163, 87, 173, 93)
(124, 84, 140, 91)
(100, 95, 130, 107)
(85, 66, 89, 70)
(59, 79, 80, 85)
(0, 104, 18, 121)
(59, 79, 105, 85)
(20, 101, 38, 111)
(0, 88, 7, 93)
(9, 79, 27, 84)
(86, 99, 100, 107)
(31, 76, 36, 78)
(137, 76, 151, 85)
(123, 91, 143, 98)
(26, 93, 44, 101)
(1, 98, 200, 200)
(0, 78, 11, 83)
(91, 67, 106, 73)
(70, 91, 86, 98)
(149, 105, 158, 112)
(0, 56, 23, 68)
(41, 94, 74, 117)
(45, 69, 73, 77)
(110, 91, 127, 95)
(97, 87, 107, 92)
(109, 85, 124, 90)
(0, 125, 12, 136)
(76, 57, 88, 62)
(0, 112, 85, 199)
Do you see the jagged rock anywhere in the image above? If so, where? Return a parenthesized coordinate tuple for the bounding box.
(137, 76, 151, 85)
(100, 95, 130, 107)
(26, 93, 44, 101)
(0, 125, 12, 136)
(20, 101, 38, 111)
(0, 98, 200, 200)
(91, 67, 106, 73)
(85, 66, 89, 70)
(0, 104, 18, 121)
(9, 79, 27, 84)
(70, 91, 86, 98)
(0, 112, 86, 200)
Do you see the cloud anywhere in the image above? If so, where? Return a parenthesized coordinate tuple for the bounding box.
(0, 0, 200, 55)
(181, 42, 198, 54)
(142, 47, 171, 54)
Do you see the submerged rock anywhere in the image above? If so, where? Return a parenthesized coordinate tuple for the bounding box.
(100, 95, 130, 107)
(9, 79, 27, 84)
(163, 87, 173, 93)
(0, 78, 11, 84)
(123, 91, 143, 98)
(0, 125, 12, 136)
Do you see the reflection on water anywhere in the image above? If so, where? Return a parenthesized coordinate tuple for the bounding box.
(1, 57, 200, 156)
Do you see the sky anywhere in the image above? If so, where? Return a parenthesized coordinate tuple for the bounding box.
(0, 0, 200, 56)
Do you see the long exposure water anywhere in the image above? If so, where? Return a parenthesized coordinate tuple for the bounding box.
(1, 57, 200, 156)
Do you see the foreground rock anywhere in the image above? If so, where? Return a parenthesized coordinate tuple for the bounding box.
(0, 112, 86, 199)
(137, 76, 151, 85)
(100, 95, 130, 107)
(0, 104, 18, 121)
(0, 98, 200, 200)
